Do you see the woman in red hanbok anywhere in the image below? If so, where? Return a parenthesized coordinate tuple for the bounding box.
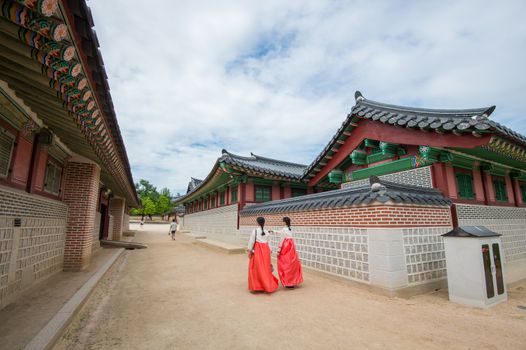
(247, 217, 278, 293)
(277, 217, 303, 288)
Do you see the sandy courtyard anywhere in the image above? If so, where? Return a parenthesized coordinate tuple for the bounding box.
(54, 224, 526, 350)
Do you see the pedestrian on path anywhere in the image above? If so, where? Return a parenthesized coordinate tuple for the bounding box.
(276, 217, 303, 288)
(169, 219, 178, 240)
(247, 217, 278, 293)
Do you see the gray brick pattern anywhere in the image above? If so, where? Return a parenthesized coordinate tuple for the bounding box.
(342, 166, 433, 189)
(457, 204, 526, 263)
(0, 187, 67, 308)
(403, 227, 449, 285)
(240, 226, 370, 283)
(184, 205, 239, 243)
(0, 186, 68, 218)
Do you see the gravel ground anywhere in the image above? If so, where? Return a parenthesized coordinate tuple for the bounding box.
(54, 224, 526, 350)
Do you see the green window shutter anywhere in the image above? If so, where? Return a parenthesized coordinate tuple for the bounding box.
(456, 172, 474, 199)
(44, 162, 62, 195)
(255, 186, 271, 202)
(220, 192, 225, 205)
(521, 185, 526, 202)
(231, 188, 238, 203)
(493, 180, 508, 201)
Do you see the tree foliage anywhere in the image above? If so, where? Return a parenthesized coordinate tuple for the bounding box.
(130, 179, 174, 217)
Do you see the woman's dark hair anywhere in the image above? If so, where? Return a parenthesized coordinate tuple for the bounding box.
(256, 216, 265, 235)
(283, 217, 291, 229)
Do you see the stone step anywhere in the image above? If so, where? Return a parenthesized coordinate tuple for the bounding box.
(195, 238, 245, 254)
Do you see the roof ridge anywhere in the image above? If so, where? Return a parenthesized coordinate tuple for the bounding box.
(355, 91, 496, 117)
(250, 152, 308, 167)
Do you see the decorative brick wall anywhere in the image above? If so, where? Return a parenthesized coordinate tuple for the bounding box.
(62, 162, 100, 271)
(239, 205, 451, 227)
(403, 227, 448, 285)
(183, 204, 239, 243)
(342, 166, 433, 189)
(0, 185, 68, 309)
(109, 197, 125, 241)
(457, 204, 526, 283)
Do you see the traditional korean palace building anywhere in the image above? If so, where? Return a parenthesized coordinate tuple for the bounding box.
(176, 91, 526, 295)
(0, 0, 138, 308)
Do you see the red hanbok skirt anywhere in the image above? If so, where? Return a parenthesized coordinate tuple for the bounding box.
(248, 242, 278, 293)
(278, 238, 303, 287)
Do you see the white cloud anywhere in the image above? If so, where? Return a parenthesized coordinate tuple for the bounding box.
(87, 0, 526, 194)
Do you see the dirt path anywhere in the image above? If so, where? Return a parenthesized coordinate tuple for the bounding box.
(54, 224, 526, 350)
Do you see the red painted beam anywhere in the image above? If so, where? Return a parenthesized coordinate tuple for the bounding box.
(308, 119, 492, 187)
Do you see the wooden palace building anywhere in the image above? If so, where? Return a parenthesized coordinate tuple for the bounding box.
(0, 0, 138, 308)
(176, 91, 526, 295)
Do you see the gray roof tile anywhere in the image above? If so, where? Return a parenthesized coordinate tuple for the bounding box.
(240, 176, 451, 216)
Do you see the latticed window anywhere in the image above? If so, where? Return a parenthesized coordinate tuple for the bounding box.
(493, 179, 508, 201)
(219, 192, 225, 205)
(231, 187, 238, 203)
(521, 185, 526, 202)
(44, 161, 62, 195)
(0, 128, 15, 178)
(255, 186, 271, 202)
(292, 188, 306, 197)
(211, 196, 216, 208)
(456, 172, 474, 199)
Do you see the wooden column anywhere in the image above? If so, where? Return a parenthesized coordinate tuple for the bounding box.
(483, 172, 496, 204)
(472, 168, 486, 202)
(512, 178, 523, 206)
(504, 174, 515, 205)
(272, 182, 281, 200)
(444, 165, 458, 200)
(283, 185, 292, 199)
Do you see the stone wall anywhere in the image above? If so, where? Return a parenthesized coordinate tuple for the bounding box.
(457, 204, 526, 283)
(0, 185, 68, 309)
(239, 203, 452, 294)
(183, 204, 239, 243)
(342, 166, 433, 189)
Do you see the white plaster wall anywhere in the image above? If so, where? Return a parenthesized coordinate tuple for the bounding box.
(183, 205, 239, 243)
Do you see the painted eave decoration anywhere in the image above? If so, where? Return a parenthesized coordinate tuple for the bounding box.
(0, 0, 138, 206)
(240, 176, 451, 216)
(303, 90, 526, 183)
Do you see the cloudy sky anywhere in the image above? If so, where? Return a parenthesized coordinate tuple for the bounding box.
(88, 0, 526, 196)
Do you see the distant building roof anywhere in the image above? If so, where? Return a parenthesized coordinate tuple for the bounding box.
(220, 149, 307, 180)
(186, 178, 203, 194)
(240, 176, 451, 215)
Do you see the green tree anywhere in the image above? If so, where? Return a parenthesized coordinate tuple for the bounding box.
(156, 195, 172, 216)
(141, 197, 156, 216)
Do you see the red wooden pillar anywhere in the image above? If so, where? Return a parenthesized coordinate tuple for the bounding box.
(245, 179, 255, 203)
(272, 181, 280, 200)
(431, 163, 448, 196)
(27, 133, 50, 194)
(483, 172, 496, 204)
(283, 185, 292, 199)
(512, 178, 523, 206)
(472, 167, 486, 202)
(504, 174, 515, 205)
(444, 165, 458, 200)
(9, 133, 33, 189)
(307, 187, 314, 194)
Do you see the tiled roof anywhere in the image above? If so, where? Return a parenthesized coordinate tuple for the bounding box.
(220, 149, 307, 179)
(240, 176, 451, 215)
(186, 177, 203, 194)
(353, 91, 526, 145)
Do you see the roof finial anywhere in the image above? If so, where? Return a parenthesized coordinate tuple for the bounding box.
(355, 90, 365, 102)
(221, 149, 228, 155)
